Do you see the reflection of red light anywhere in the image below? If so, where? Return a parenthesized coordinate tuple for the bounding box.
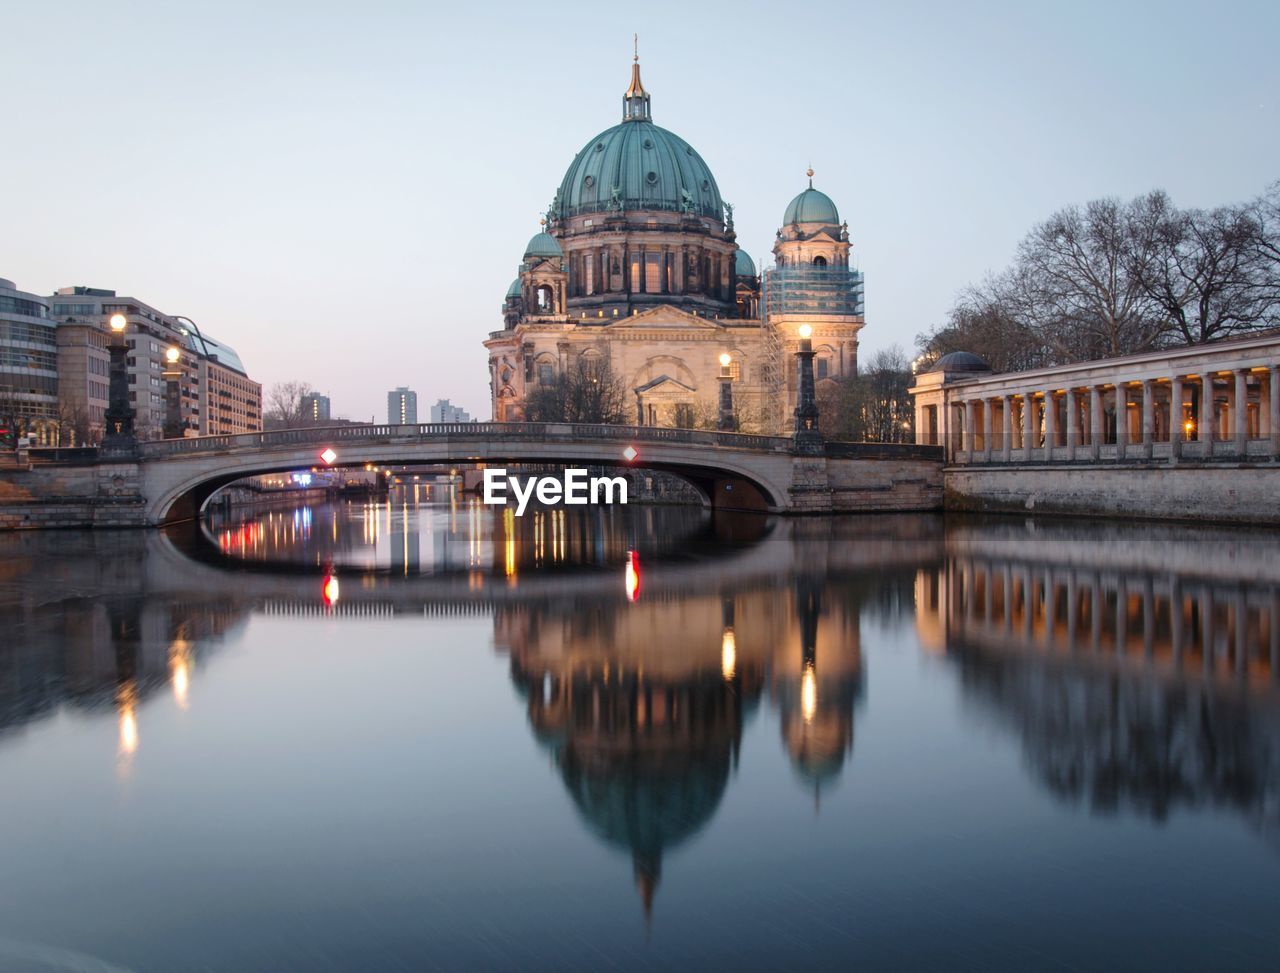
(624, 550, 641, 602)
(322, 574, 340, 608)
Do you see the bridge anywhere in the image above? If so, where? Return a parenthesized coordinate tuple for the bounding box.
(7, 422, 943, 527)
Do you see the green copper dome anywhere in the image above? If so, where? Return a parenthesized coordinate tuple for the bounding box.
(556, 62, 723, 221)
(783, 186, 840, 226)
(524, 231, 563, 259)
(557, 121, 723, 220)
(506, 278, 521, 298)
(734, 248, 757, 277)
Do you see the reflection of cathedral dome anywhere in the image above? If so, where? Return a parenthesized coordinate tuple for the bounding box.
(783, 186, 840, 225)
(734, 248, 757, 277)
(523, 230, 563, 259)
(556, 58, 723, 221)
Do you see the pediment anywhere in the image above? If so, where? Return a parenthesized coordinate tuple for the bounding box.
(606, 304, 722, 331)
(634, 373, 696, 394)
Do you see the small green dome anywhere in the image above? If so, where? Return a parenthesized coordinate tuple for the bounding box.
(524, 231, 563, 259)
(734, 248, 756, 277)
(783, 187, 840, 226)
(506, 278, 521, 298)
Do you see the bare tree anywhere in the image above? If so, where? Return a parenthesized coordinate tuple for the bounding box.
(525, 357, 629, 424)
(1133, 199, 1272, 344)
(816, 345, 914, 443)
(263, 380, 316, 430)
(1248, 180, 1280, 324)
(1016, 194, 1167, 359)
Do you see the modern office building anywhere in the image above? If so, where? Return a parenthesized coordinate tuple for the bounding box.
(429, 398, 471, 423)
(0, 278, 60, 444)
(388, 387, 417, 425)
(48, 286, 261, 442)
(301, 392, 331, 424)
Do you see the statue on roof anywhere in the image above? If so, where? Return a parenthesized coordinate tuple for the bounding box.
(608, 185, 624, 213)
(680, 189, 695, 215)
(723, 201, 734, 227)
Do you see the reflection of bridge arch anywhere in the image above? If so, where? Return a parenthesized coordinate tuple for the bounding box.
(139, 423, 801, 524)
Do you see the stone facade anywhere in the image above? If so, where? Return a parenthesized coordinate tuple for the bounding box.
(484, 60, 865, 434)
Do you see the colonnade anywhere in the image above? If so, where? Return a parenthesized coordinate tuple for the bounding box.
(918, 559, 1280, 685)
(910, 336, 1280, 464)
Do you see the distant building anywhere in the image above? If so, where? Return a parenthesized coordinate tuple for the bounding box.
(388, 386, 417, 425)
(48, 286, 261, 441)
(301, 392, 331, 424)
(0, 277, 60, 444)
(429, 398, 471, 423)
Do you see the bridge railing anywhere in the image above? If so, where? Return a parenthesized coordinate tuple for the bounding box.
(134, 422, 801, 458)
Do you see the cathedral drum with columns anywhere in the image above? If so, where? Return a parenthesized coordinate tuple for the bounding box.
(484, 52, 867, 433)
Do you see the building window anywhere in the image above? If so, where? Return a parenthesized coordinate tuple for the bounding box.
(813, 255, 828, 267)
(538, 363, 555, 385)
(816, 358, 830, 380)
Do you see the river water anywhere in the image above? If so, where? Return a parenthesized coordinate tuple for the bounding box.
(1, 497, 1278, 971)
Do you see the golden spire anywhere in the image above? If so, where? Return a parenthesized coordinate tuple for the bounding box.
(807, 165, 814, 189)
(626, 34, 646, 98)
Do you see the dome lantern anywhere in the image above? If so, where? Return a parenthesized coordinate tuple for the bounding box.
(623, 35, 651, 122)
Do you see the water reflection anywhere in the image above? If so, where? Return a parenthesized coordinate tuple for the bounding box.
(1, 508, 1279, 967)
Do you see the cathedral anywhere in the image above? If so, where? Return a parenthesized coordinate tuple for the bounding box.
(484, 51, 867, 433)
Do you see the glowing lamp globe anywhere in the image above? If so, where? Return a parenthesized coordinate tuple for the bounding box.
(798, 324, 813, 339)
(109, 313, 127, 333)
(165, 346, 181, 364)
(719, 353, 731, 367)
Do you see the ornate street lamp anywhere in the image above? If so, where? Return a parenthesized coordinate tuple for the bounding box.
(162, 345, 184, 439)
(717, 352, 737, 432)
(102, 312, 136, 452)
(793, 324, 822, 453)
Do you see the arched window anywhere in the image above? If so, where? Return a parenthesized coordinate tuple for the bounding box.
(812, 255, 828, 268)
(816, 357, 830, 380)
(536, 284, 554, 312)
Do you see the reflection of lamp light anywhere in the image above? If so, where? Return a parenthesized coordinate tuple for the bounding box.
(625, 550, 641, 602)
(117, 681, 139, 758)
(801, 662, 817, 723)
(322, 574, 340, 607)
(170, 641, 191, 710)
(721, 627, 736, 680)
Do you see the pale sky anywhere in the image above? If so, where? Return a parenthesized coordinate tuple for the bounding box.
(2, 0, 1277, 421)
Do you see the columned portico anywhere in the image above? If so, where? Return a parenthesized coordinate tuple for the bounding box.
(911, 332, 1280, 468)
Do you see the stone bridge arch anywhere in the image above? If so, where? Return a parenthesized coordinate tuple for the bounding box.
(138, 424, 797, 525)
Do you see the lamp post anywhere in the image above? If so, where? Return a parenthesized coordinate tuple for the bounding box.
(793, 324, 822, 453)
(717, 352, 736, 432)
(102, 312, 136, 453)
(162, 345, 184, 439)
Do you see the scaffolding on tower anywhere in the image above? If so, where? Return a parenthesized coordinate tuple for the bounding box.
(761, 264, 865, 433)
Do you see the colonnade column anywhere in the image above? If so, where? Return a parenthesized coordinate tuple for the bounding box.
(1044, 391, 1057, 460)
(1170, 374, 1183, 459)
(1089, 386, 1103, 460)
(1065, 389, 1079, 460)
(1141, 380, 1155, 459)
(1115, 384, 1128, 460)
(1234, 369, 1248, 454)
(982, 398, 993, 462)
(1270, 366, 1280, 458)
(1023, 393, 1036, 455)
(1200, 372, 1214, 451)
(964, 400, 976, 460)
(1002, 395, 1013, 461)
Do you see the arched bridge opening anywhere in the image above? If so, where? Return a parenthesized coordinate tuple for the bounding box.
(140, 423, 794, 526)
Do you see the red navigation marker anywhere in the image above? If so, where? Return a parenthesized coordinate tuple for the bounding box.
(622, 445, 638, 462)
